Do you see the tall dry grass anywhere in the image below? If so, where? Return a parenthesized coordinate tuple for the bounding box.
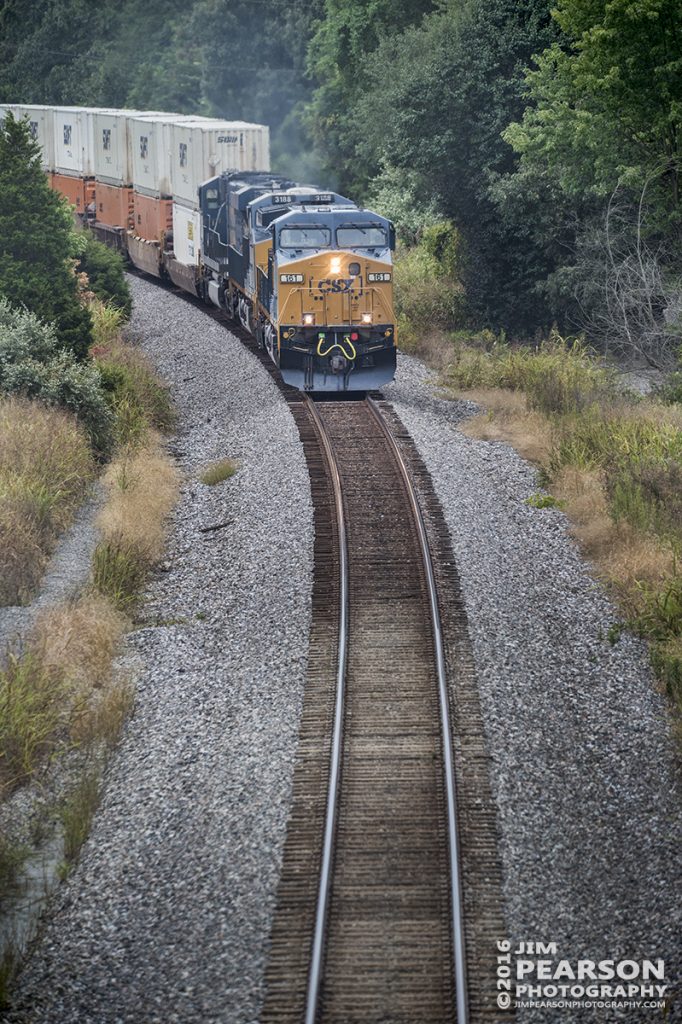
(0, 398, 95, 606)
(445, 338, 682, 716)
(92, 434, 180, 610)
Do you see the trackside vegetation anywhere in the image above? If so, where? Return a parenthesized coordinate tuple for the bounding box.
(440, 335, 682, 728)
(0, 120, 179, 995)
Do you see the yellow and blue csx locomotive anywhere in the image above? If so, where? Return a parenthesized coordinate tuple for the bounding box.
(199, 173, 397, 392)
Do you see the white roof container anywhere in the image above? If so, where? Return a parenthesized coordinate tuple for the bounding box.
(169, 119, 270, 209)
(1, 104, 56, 171)
(172, 203, 202, 266)
(131, 114, 200, 198)
(92, 109, 140, 186)
(92, 109, 177, 186)
(54, 107, 121, 177)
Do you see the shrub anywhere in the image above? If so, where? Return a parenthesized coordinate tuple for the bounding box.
(93, 333, 174, 446)
(655, 370, 682, 405)
(0, 301, 113, 455)
(77, 235, 132, 318)
(394, 243, 464, 351)
(447, 334, 621, 416)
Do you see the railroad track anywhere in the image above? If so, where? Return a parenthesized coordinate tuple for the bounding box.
(263, 396, 511, 1024)
(125, 270, 511, 1021)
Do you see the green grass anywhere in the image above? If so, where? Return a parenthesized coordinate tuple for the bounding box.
(525, 492, 563, 509)
(0, 652, 67, 797)
(91, 538, 149, 611)
(92, 328, 174, 449)
(0, 836, 27, 898)
(60, 772, 101, 874)
(200, 459, 238, 486)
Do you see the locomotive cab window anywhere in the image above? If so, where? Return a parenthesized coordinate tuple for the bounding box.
(337, 224, 387, 248)
(280, 226, 331, 249)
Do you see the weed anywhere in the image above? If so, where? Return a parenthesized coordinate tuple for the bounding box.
(0, 398, 95, 605)
(607, 622, 625, 645)
(0, 944, 17, 1011)
(60, 771, 101, 873)
(0, 838, 27, 900)
(32, 595, 127, 692)
(94, 338, 174, 446)
(200, 459, 238, 486)
(525, 492, 563, 509)
(0, 652, 67, 797)
(444, 337, 682, 731)
(651, 636, 682, 705)
(92, 538, 148, 611)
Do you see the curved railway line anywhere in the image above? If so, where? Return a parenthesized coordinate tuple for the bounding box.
(298, 396, 468, 1024)
(128, 271, 511, 1022)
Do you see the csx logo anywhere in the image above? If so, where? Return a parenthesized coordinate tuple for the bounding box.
(317, 278, 353, 293)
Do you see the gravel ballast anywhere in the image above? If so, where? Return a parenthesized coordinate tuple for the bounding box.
(10, 276, 313, 1024)
(9, 299, 681, 1024)
(384, 355, 682, 1023)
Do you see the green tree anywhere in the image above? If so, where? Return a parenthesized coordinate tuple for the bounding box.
(504, 0, 682, 212)
(356, 0, 558, 331)
(0, 113, 92, 357)
(306, 0, 435, 195)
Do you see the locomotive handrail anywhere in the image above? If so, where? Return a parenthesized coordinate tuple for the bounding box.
(303, 397, 350, 1024)
(366, 396, 470, 1024)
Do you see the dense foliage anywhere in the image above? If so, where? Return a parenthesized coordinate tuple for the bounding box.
(0, 298, 111, 453)
(2, 0, 680, 355)
(0, 113, 92, 357)
(77, 235, 132, 318)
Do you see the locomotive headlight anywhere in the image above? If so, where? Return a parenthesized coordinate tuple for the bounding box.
(303, 313, 315, 326)
(330, 257, 341, 274)
(361, 312, 373, 324)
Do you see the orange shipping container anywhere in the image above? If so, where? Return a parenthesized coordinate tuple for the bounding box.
(132, 192, 173, 243)
(51, 172, 95, 213)
(95, 182, 133, 229)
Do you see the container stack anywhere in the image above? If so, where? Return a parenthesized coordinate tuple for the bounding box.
(0, 103, 270, 277)
(168, 118, 270, 270)
(52, 107, 120, 215)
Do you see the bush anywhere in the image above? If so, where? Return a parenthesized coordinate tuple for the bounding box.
(78, 236, 132, 318)
(0, 300, 113, 455)
(447, 334, 623, 416)
(394, 243, 464, 350)
(93, 334, 174, 446)
(656, 370, 682, 405)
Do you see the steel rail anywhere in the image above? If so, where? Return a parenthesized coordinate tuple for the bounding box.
(366, 396, 470, 1024)
(303, 397, 350, 1024)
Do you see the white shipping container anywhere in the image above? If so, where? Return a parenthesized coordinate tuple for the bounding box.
(172, 203, 202, 266)
(92, 109, 139, 185)
(1, 104, 55, 171)
(54, 107, 122, 177)
(131, 114, 198, 197)
(93, 109, 178, 185)
(169, 119, 270, 209)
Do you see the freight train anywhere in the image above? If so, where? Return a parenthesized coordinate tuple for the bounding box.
(0, 104, 397, 392)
